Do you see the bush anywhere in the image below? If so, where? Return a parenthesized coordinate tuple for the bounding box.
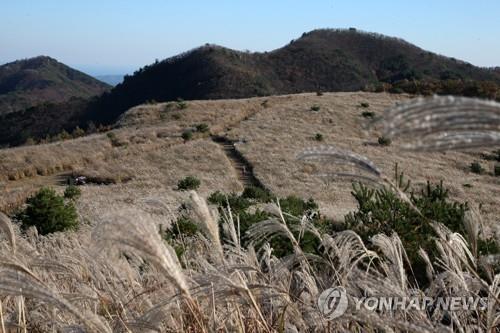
(167, 217, 199, 240)
(18, 187, 78, 235)
(314, 133, 324, 141)
(378, 136, 392, 146)
(64, 185, 81, 200)
(195, 123, 210, 133)
(470, 162, 484, 174)
(206, 191, 324, 257)
(361, 111, 375, 119)
(208, 191, 252, 212)
(177, 99, 187, 109)
(360, 102, 370, 108)
(310, 105, 321, 112)
(241, 186, 272, 202)
(177, 176, 201, 191)
(482, 150, 500, 162)
(71, 126, 86, 138)
(495, 164, 500, 177)
(344, 170, 469, 285)
(316, 91, 323, 96)
(181, 130, 193, 141)
(106, 131, 123, 147)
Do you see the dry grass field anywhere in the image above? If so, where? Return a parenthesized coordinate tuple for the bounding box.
(1, 92, 500, 332)
(1, 91, 497, 233)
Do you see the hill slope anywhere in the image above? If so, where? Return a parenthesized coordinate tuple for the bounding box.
(83, 29, 500, 125)
(0, 56, 110, 115)
(1, 29, 500, 146)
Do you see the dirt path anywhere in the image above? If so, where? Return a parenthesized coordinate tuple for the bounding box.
(211, 136, 266, 190)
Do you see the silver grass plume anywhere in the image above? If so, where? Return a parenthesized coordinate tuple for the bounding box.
(188, 191, 224, 259)
(297, 145, 420, 214)
(297, 145, 382, 181)
(92, 210, 191, 298)
(0, 268, 110, 332)
(0, 212, 15, 253)
(373, 95, 500, 151)
(371, 233, 410, 292)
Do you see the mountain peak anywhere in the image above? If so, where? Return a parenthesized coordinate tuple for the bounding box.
(0, 56, 110, 115)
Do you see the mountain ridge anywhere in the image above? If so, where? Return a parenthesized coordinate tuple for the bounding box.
(84, 28, 499, 124)
(0, 56, 110, 115)
(1, 29, 499, 146)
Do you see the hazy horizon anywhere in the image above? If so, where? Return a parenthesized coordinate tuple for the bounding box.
(2, 0, 500, 76)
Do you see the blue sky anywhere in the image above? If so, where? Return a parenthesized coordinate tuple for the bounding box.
(2, 0, 499, 75)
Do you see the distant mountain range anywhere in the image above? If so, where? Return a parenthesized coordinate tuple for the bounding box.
(1, 29, 499, 146)
(95, 75, 125, 86)
(0, 56, 110, 115)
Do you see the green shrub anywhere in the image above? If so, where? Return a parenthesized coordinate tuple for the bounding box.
(208, 191, 252, 212)
(314, 133, 324, 141)
(470, 162, 484, 174)
(64, 185, 81, 200)
(344, 170, 468, 285)
(71, 126, 85, 138)
(310, 105, 321, 112)
(195, 123, 210, 133)
(361, 111, 375, 119)
(488, 150, 500, 162)
(206, 191, 324, 257)
(181, 130, 193, 141)
(177, 99, 187, 109)
(18, 187, 78, 235)
(177, 176, 201, 191)
(279, 195, 318, 217)
(106, 131, 123, 147)
(164, 216, 199, 261)
(478, 238, 500, 256)
(378, 136, 392, 146)
(494, 164, 500, 177)
(389, 87, 404, 94)
(171, 113, 181, 120)
(167, 217, 199, 240)
(360, 102, 370, 108)
(164, 102, 175, 111)
(58, 130, 72, 141)
(241, 186, 272, 202)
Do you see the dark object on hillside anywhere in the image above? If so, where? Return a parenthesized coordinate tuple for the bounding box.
(68, 176, 87, 186)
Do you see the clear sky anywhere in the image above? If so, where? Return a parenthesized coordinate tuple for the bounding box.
(1, 0, 499, 75)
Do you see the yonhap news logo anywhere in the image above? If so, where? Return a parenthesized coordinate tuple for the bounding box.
(318, 287, 488, 320)
(317, 287, 348, 319)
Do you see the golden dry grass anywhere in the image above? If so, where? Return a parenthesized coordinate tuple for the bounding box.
(1, 92, 499, 234)
(224, 92, 500, 234)
(1, 92, 500, 332)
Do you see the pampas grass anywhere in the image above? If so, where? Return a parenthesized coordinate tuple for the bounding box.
(373, 95, 500, 151)
(0, 212, 15, 253)
(0, 193, 499, 331)
(1, 95, 500, 331)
